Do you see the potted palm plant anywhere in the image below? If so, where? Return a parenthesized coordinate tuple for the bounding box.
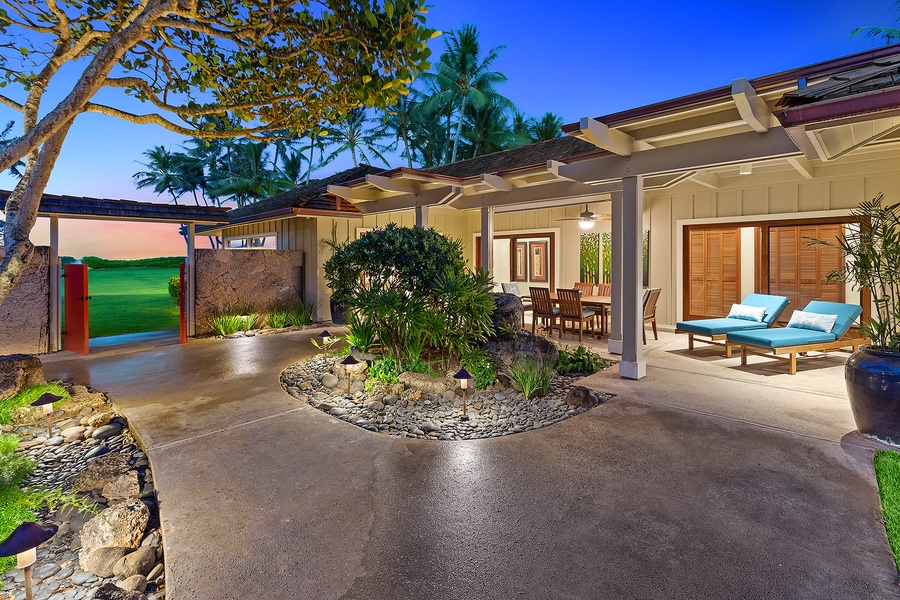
(817, 194, 900, 444)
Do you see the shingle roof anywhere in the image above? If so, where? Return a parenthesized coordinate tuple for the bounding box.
(0, 191, 229, 223)
(227, 165, 381, 222)
(421, 136, 600, 179)
(777, 54, 900, 108)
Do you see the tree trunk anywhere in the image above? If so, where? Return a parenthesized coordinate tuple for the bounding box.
(451, 94, 468, 164)
(403, 131, 413, 168)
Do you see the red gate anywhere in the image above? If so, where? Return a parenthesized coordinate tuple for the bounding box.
(64, 263, 90, 354)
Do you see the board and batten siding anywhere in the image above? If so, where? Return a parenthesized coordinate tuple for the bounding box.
(647, 144, 900, 326)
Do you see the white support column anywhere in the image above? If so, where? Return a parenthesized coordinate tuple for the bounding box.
(620, 176, 646, 380)
(49, 216, 61, 352)
(187, 223, 196, 337)
(480, 207, 494, 276)
(608, 191, 623, 356)
(415, 205, 430, 228)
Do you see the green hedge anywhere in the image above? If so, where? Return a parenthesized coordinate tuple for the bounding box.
(81, 256, 185, 269)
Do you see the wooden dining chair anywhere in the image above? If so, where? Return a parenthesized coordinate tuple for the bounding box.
(529, 287, 559, 336)
(557, 288, 596, 342)
(596, 283, 611, 296)
(642, 287, 661, 344)
(574, 282, 594, 296)
(595, 283, 611, 335)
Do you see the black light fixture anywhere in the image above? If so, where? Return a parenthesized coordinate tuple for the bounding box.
(340, 354, 359, 393)
(452, 368, 473, 420)
(0, 522, 58, 600)
(30, 393, 61, 438)
(318, 330, 332, 359)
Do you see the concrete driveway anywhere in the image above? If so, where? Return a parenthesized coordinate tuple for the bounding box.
(42, 330, 900, 600)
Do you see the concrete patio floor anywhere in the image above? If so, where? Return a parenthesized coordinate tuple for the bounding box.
(42, 327, 900, 600)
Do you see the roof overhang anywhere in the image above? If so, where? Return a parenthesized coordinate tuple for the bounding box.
(0, 192, 229, 224)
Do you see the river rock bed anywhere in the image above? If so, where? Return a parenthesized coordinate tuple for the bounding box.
(0, 385, 164, 600)
(281, 356, 609, 440)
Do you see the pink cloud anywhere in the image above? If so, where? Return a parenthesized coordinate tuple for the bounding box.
(29, 218, 204, 259)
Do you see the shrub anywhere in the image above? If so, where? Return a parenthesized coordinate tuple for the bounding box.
(0, 434, 34, 487)
(556, 345, 608, 374)
(208, 312, 244, 336)
(462, 348, 497, 389)
(506, 357, 555, 401)
(369, 356, 401, 384)
(268, 307, 289, 329)
(287, 301, 314, 327)
(402, 358, 440, 378)
(168, 276, 180, 305)
(0, 382, 69, 425)
(346, 311, 379, 353)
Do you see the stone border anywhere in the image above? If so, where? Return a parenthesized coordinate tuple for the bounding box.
(281, 356, 610, 441)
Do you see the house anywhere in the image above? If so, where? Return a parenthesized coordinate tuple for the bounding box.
(204, 44, 900, 379)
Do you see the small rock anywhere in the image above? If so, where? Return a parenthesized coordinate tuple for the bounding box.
(328, 407, 347, 416)
(564, 386, 593, 408)
(367, 401, 384, 411)
(44, 436, 65, 446)
(120, 574, 148, 593)
(92, 582, 148, 600)
(60, 426, 86, 438)
(383, 395, 399, 406)
(86, 412, 116, 428)
(71, 571, 97, 585)
(145, 564, 163, 582)
(421, 422, 439, 433)
(32, 562, 60, 581)
(113, 547, 156, 579)
(80, 547, 130, 578)
(321, 374, 339, 388)
(102, 471, 141, 500)
(92, 423, 123, 440)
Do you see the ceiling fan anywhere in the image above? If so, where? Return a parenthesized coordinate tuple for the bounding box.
(556, 204, 611, 229)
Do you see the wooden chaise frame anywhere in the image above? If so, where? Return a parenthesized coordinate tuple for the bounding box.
(735, 331, 869, 375)
(677, 330, 737, 357)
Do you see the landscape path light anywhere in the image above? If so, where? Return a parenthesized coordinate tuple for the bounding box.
(318, 330, 332, 360)
(452, 368, 473, 420)
(30, 393, 62, 438)
(0, 521, 58, 600)
(340, 354, 359, 393)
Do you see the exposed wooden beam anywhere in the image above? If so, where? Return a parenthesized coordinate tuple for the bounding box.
(479, 173, 513, 191)
(365, 174, 421, 194)
(731, 78, 774, 133)
(451, 180, 620, 211)
(326, 185, 386, 202)
(559, 128, 800, 184)
(785, 156, 815, 179)
(576, 117, 635, 156)
(687, 171, 720, 189)
(352, 186, 463, 214)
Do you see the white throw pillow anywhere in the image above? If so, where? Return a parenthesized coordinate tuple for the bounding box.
(727, 304, 767, 322)
(786, 310, 838, 333)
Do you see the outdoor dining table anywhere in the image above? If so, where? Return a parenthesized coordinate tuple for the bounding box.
(548, 293, 612, 337)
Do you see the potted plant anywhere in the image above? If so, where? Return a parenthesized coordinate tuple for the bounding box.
(322, 223, 352, 325)
(818, 194, 900, 444)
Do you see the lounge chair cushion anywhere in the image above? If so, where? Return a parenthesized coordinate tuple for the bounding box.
(741, 294, 791, 326)
(786, 310, 838, 333)
(802, 301, 862, 339)
(676, 318, 768, 336)
(726, 328, 837, 349)
(727, 304, 767, 322)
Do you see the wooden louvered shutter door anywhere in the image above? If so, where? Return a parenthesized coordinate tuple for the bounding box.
(770, 224, 845, 321)
(686, 228, 740, 319)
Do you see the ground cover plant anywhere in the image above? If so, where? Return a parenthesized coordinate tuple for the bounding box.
(208, 312, 245, 336)
(557, 345, 608, 374)
(875, 450, 900, 570)
(0, 383, 69, 425)
(70, 267, 180, 338)
(506, 357, 555, 400)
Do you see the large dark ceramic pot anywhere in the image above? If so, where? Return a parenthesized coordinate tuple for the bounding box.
(846, 346, 900, 444)
(329, 298, 349, 325)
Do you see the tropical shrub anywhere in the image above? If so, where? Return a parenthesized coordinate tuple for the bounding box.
(168, 276, 180, 305)
(345, 311, 379, 353)
(208, 312, 244, 336)
(369, 356, 402, 384)
(267, 307, 290, 329)
(462, 348, 498, 389)
(506, 357, 555, 400)
(287, 301, 314, 327)
(556, 345, 608, 374)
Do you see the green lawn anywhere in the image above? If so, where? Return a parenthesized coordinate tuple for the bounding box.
(875, 450, 900, 571)
(66, 267, 180, 338)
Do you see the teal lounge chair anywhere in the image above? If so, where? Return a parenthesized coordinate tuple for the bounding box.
(675, 293, 790, 357)
(726, 300, 867, 374)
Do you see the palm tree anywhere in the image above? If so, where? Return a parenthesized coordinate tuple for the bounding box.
(320, 108, 389, 168)
(133, 146, 189, 203)
(852, 2, 900, 43)
(510, 110, 534, 148)
(376, 95, 420, 168)
(422, 24, 510, 163)
(529, 112, 563, 142)
(463, 97, 513, 158)
(207, 141, 291, 207)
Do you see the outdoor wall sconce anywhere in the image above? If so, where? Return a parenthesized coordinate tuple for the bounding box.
(452, 368, 473, 420)
(0, 521, 58, 600)
(340, 354, 359, 393)
(30, 393, 61, 438)
(317, 330, 332, 359)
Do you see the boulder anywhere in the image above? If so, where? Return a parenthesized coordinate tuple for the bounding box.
(87, 412, 117, 428)
(398, 372, 454, 396)
(80, 547, 129, 578)
(333, 360, 368, 379)
(0, 354, 44, 400)
(483, 330, 559, 372)
(93, 422, 123, 439)
(102, 471, 141, 500)
(490, 293, 523, 334)
(113, 547, 156, 579)
(564, 386, 593, 408)
(92, 582, 148, 600)
(367, 383, 404, 402)
(80, 501, 150, 559)
(73, 453, 131, 492)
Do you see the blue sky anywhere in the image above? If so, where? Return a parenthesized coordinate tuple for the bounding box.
(0, 0, 895, 257)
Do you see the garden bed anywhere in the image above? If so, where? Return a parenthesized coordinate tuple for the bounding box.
(281, 356, 610, 440)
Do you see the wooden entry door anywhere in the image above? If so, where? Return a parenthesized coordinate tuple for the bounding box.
(768, 224, 845, 321)
(685, 227, 740, 320)
(63, 264, 90, 354)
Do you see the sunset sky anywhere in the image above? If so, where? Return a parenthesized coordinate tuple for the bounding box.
(2, 0, 895, 259)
